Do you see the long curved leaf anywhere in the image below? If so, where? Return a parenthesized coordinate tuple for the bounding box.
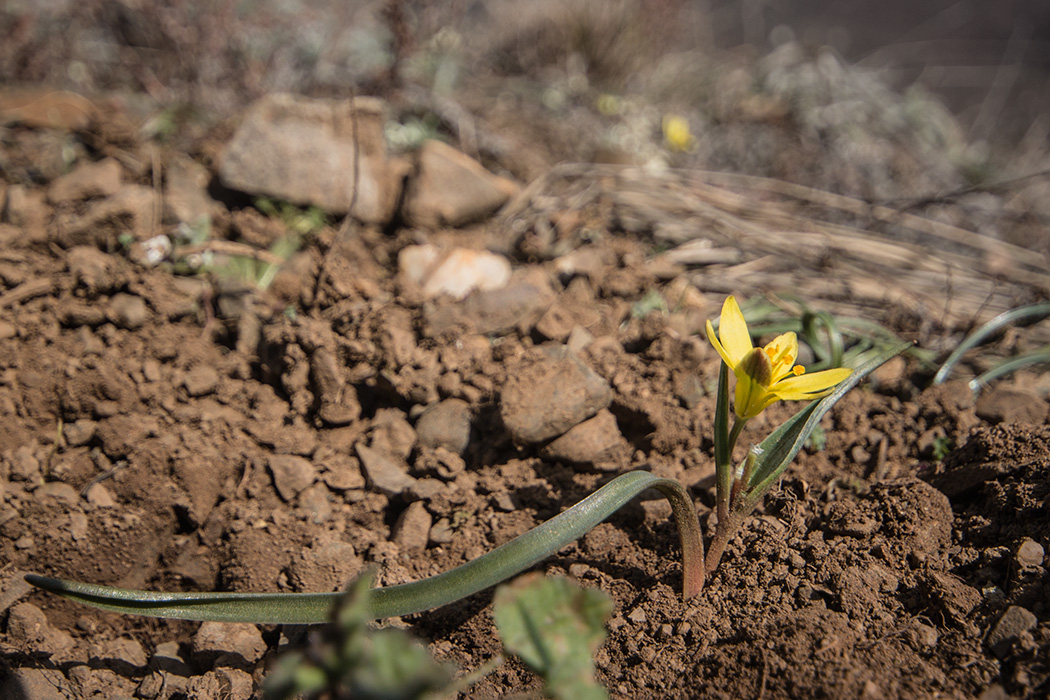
(26, 470, 702, 624)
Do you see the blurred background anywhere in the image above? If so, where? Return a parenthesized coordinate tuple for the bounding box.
(3, 0, 1050, 192)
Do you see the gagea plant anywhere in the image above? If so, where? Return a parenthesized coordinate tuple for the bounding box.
(25, 296, 906, 625)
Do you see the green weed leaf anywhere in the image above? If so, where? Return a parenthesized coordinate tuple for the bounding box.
(493, 574, 612, 700)
(264, 574, 454, 700)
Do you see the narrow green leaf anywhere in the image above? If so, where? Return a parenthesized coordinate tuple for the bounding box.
(742, 341, 910, 508)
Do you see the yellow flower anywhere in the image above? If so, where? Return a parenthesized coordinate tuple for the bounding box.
(663, 114, 696, 153)
(706, 296, 853, 419)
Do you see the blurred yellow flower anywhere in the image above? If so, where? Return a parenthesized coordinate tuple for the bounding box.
(706, 296, 853, 419)
(662, 114, 696, 152)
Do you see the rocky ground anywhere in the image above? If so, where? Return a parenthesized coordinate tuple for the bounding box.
(2, 4, 1050, 698)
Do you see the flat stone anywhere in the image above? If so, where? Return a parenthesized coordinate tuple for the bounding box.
(268, 454, 318, 502)
(48, 158, 122, 203)
(415, 399, 472, 454)
(392, 500, 432, 557)
(399, 244, 512, 300)
(356, 443, 415, 496)
(500, 345, 613, 444)
(401, 139, 519, 227)
(987, 605, 1037, 657)
(219, 94, 407, 223)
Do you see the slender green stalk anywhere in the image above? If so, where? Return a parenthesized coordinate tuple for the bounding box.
(713, 363, 733, 527)
(26, 471, 703, 624)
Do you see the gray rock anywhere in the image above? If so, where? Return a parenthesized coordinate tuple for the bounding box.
(500, 345, 613, 444)
(219, 94, 407, 223)
(423, 269, 556, 337)
(268, 454, 318, 502)
(48, 157, 122, 203)
(192, 621, 267, 668)
(392, 500, 432, 557)
(988, 605, 1037, 657)
(415, 399, 472, 454)
(356, 443, 415, 496)
(402, 139, 518, 227)
(542, 408, 626, 465)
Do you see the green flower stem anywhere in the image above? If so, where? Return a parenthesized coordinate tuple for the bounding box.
(26, 471, 703, 624)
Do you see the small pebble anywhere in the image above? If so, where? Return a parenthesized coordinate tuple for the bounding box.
(183, 365, 220, 397)
(392, 500, 432, 556)
(106, 293, 149, 330)
(1016, 539, 1044, 568)
(988, 605, 1037, 658)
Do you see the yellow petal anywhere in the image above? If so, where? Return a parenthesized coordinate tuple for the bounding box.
(772, 367, 853, 400)
(764, 332, 798, 379)
(706, 320, 737, 370)
(718, 296, 753, 366)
